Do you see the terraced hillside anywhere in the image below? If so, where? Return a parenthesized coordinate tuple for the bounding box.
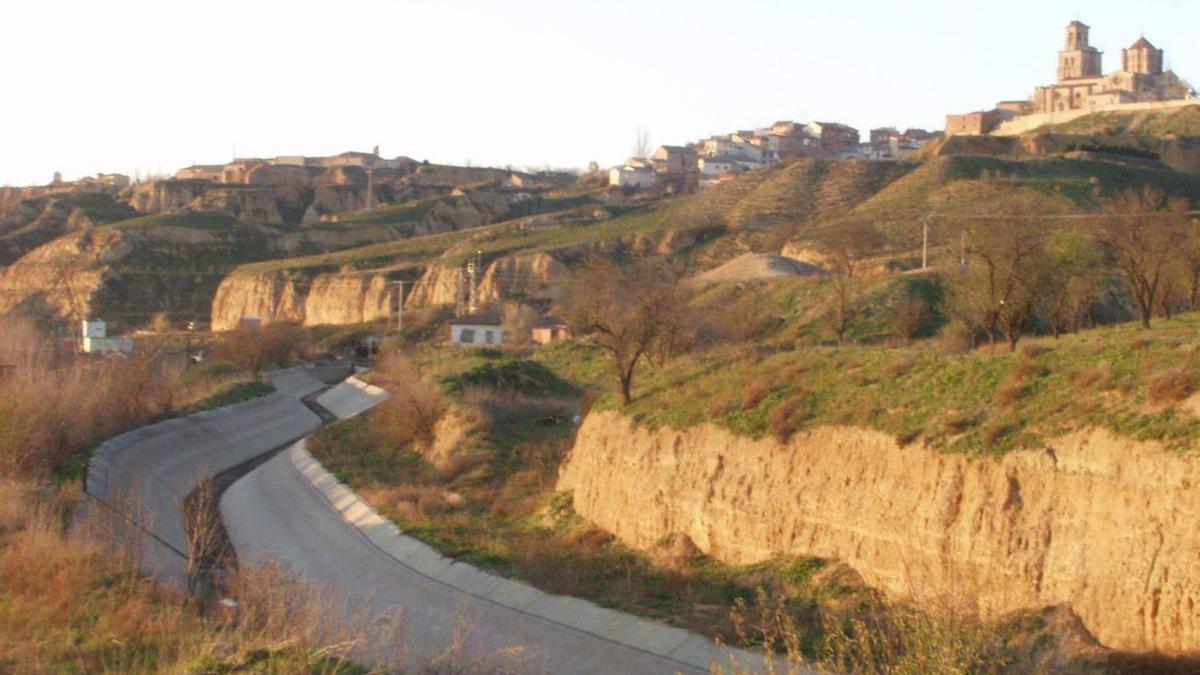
(0, 186, 576, 328)
(210, 153, 1200, 330)
(0, 189, 136, 266)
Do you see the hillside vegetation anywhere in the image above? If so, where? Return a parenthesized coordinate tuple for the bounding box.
(1037, 105, 1200, 137)
(233, 153, 1200, 293)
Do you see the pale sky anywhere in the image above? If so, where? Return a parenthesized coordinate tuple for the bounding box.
(1, 0, 1196, 186)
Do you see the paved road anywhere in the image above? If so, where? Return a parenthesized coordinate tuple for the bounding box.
(223, 444, 742, 674)
(89, 369, 783, 673)
(85, 367, 326, 584)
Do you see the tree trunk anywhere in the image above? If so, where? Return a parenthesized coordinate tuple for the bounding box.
(618, 360, 636, 405)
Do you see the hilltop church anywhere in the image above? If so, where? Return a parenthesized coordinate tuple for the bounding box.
(946, 21, 1194, 136)
(1032, 21, 1191, 114)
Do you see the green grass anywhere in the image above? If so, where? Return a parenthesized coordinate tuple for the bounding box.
(1037, 104, 1200, 137)
(608, 313, 1200, 455)
(187, 378, 275, 413)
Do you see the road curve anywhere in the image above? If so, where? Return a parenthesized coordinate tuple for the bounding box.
(85, 367, 327, 584)
(222, 442, 757, 674)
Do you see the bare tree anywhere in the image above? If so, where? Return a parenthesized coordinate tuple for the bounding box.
(567, 256, 683, 405)
(817, 221, 884, 344)
(1039, 231, 1106, 337)
(946, 207, 1048, 352)
(633, 126, 652, 159)
(892, 291, 928, 345)
(1094, 187, 1190, 329)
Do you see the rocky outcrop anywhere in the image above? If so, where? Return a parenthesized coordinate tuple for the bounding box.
(559, 412, 1200, 654)
(405, 263, 462, 308)
(210, 269, 400, 330)
(301, 186, 372, 223)
(477, 252, 569, 305)
(303, 274, 396, 326)
(209, 270, 308, 329)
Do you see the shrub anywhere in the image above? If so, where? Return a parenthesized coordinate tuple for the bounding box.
(938, 320, 975, 354)
(1147, 369, 1197, 406)
(211, 322, 309, 374)
(769, 392, 812, 442)
(742, 379, 769, 411)
(371, 355, 444, 449)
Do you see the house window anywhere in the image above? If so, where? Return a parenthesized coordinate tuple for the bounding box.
(485, 330, 495, 344)
(460, 328, 475, 344)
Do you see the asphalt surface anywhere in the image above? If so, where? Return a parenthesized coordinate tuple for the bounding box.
(85, 367, 325, 584)
(223, 445, 730, 674)
(88, 368, 783, 673)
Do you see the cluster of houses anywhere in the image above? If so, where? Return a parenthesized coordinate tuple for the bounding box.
(609, 120, 940, 191)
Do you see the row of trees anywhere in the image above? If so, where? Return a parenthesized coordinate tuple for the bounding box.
(813, 186, 1200, 352)
(946, 187, 1197, 351)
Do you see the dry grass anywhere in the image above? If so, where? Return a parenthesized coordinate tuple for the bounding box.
(371, 354, 444, 449)
(743, 379, 769, 411)
(769, 392, 812, 442)
(0, 318, 187, 478)
(1146, 369, 1198, 406)
(0, 481, 363, 674)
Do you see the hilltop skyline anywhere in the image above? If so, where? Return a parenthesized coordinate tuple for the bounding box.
(2, 0, 1197, 186)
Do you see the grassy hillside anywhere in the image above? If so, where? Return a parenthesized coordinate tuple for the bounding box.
(249, 153, 1200, 283)
(565, 311, 1200, 456)
(1036, 104, 1200, 137)
(0, 190, 136, 265)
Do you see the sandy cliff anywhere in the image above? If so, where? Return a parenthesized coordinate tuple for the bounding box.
(210, 269, 400, 330)
(559, 411, 1200, 653)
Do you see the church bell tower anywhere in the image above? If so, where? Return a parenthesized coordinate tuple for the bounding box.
(1058, 21, 1103, 82)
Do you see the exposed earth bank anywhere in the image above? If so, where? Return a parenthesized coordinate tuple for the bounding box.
(558, 411, 1200, 654)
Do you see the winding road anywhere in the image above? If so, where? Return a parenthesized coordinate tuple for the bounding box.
(87, 366, 782, 674)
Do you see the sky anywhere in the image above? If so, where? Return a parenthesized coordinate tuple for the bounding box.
(2, 0, 1197, 186)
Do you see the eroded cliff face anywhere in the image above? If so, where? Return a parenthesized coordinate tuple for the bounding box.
(477, 252, 568, 305)
(403, 263, 461, 308)
(559, 412, 1200, 653)
(210, 269, 399, 330)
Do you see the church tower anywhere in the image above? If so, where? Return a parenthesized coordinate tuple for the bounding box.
(1122, 37, 1164, 75)
(1057, 21, 1103, 82)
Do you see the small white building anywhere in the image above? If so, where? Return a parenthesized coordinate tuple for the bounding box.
(81, 320, 133, 355)
(699, 156, 738, 175)
(450, 310, 503, 346)
(608, 164, 657, 189)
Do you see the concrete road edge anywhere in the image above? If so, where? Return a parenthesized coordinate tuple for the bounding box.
(287, 439, 783, 674)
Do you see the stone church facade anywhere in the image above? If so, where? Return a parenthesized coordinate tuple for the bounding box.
(1032, 21, 1190, 114)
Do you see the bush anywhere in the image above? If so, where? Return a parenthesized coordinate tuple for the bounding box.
(742, 379, 769, 411)
(211, 322, 309, 374)
(938, 320, 975, 354)
(1147, 369, 1197, 406)
(371, 355, 444, 449)
(769, 392, 812, 442)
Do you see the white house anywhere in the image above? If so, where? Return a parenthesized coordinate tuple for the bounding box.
(80, 320, 133, 355)
(608, 164, 657, 189)
(699, 155, 762, 176)
(450, 310, 503, 346)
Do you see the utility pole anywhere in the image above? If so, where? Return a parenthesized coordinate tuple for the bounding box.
(919, 209, 937, 271)
(394, 280, 405, 334)
(455, 268, 465, 317)
(365, 167, 375, 210)
(467, 260, 477, 315)
(921, 213, 931, 270)
(960, 231, 967, 267)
